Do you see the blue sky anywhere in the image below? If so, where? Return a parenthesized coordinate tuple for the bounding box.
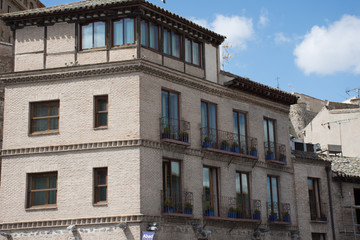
(41, 0, 360, 102)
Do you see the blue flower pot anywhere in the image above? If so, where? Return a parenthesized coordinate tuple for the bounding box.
(164, 207, 173, 213)
(266, 153, 274, 160)
(184, 208, 192, 214)
(231, 147, 240, 153)
(280, 157, 286, 162)
(228, 212, 236, 218)
(180, 136, 189, 142)
(283, 216, 290, 222)
(205, 210, 214, 216)
(253, 213, 261, 220)
(321, 217, 327, 221)
(269, 215, 277, 221)
(221, 146, 229, 151)
(250, 150, 258, 157)
(162, 133, 170, 139)
(202, 141, 211, 148)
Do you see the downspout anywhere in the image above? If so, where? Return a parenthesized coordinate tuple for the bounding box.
(326, 165, 336, 240)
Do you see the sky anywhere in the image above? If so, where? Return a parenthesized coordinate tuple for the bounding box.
(41, 0, 360, 102)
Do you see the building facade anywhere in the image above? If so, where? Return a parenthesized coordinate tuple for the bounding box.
(0, 1, 352, 240)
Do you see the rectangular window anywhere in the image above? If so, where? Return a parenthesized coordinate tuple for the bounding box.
(141, 20, 159, 50)
(30, 100, 59, 134)
(161, 90, 179, 138)
(94, 168, 107, 204)
(201, 101, 217, 143)
(81, 21, 105, 50)
(236, 172, 250, 218)
(7, 5, 11, 12)
(163, 28, 181, 58)
(163, 160, 181, 212)
(312, 233, 326, 240)
(203, 166, 218, 216)
(27, 172, 57, 208)
(113, 18, 135, 46)
(264, 118, 276, 156)
(308, 178, 321, 220)
(0, 0, 3, 10)
(267, 176, 279, 217)
(185, 38, 201, 66)
(233, 111, 247, 154)
(94, 95, 108, 128)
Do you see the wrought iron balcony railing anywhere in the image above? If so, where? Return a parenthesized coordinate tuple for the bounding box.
(160, 117, 191, 145)
(266, 202, 291, 223)
(264, 141, 286, 163)
(310, 202, 328, 221)
(200, 127, 258, 157)
(161, 190, 193, 215)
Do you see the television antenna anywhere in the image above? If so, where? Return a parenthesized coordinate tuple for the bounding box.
(346, 87, 360, 98)
(221, 44, 232, 71)
(275, 77, 280, 89)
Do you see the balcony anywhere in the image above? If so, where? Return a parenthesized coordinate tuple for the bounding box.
(161, 191, 193, 217)
(202, 194, 261, 222)
(160, 117, 191, 146)
(200, 127, 258, 159)
(310, 202, 328, 222)
(266, 202, 291, 224)
(264, 141, 286, 164)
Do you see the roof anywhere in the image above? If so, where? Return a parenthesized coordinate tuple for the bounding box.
(0, 0, 225, 44)
(332, 157, 360, 179)
(326, 101, 359, 110)
(222, 71, 298, 106)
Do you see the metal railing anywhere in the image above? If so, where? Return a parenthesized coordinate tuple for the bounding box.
(311, 202, 328, 221)
(264, 141, 286, 162)
(201, 127, 258, 156)
(161, 190, 193, 215)
(160, 117, 191, 144)
(267, 202, 291, 223)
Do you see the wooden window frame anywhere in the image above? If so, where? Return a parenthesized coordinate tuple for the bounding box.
(203, 165, 219, 216)
(201, 100, 218, 141)
(162, 159, 182, 207)
(141, 20, 159, 50)
(185, 37, 201, 66)
(311, 233, 326, 240)
(93, 167, 108, 205)
(112, 18, 136, 47)
(308, 178, 322, 219)
(27, 172, 57, 208)
(94, 95, 108, 128)
(30, 100, 60, 134)
(161, 89, 180, 131)
(264, 117, 277, 154)
(267, 175, 280, 214)
(163, 28, 181, 59)
(236, 171, 251, 217)
(80, 21, 106, 50)
(233, 110, 248, 151)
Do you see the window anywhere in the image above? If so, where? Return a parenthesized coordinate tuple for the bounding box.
(185, 38, 200, 66)
(24, 0, 28, 6)
(264, 118, 276, 155)
(312, 233, 326, 240)
(27, 172, 57, 208)
(141, 20, 159, 50)
(308, 178, 321, 220)
(201, 101, 217, 143)
(163, 29, 180, 58)
(94, 168, 107, 204)
(7, 5, 11, 13)
(163, 160, 181, 212)
(267, 176, 279, 217)
(30, 2, 33, 9)
(233, 111, 247, 154)
(203, 166, 218, 216)
(161, 90, 179, 138)
(236, 172, 250, 218)
(30, 100, 59, 134)
(113, 18, 135, 46)
(0, 0, 3, 10)
(81, 21, 105, 50)
(94, 95, 108, 128)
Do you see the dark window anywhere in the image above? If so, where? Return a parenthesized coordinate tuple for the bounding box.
(267, 176, 279, 217)
(294, 142, 304, 151)
(264, 118, 276, 155)
(113, 18, 135, 46)
(27, 172, 57, 208)
(0, 0, 3, 10)
(161, 90, 179, 138)
(308, 178, 321, 220)
(203, 166, 218, 216)
(7, 5, 11, 13)
(141, 20, 159, 50)
(233, 111, 247, 154)
(163, 160, 181, 211)
(81, 22, 105, 50)
(30, 100, 59, 134)
(94, 95, 108, 128)
(30, 2, 33, 9)
(201, 101, 217, 143)
(185, 38, 200, 66)
(163, 29, 180, 58)
(306, 143, 314, 152)
(312, 233, 326, 240)
(236, 172, 250, 218)
(94, 168, 107, 204)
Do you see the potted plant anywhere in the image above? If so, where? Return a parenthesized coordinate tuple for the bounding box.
(236, 206, 243, 219)
(250, 146, 258, 157)
(220, 140, 230, 151)
(279, 153, 286, 162)
(164, 199, 173, 213)
(184, 202, 193, 215)
(266, 150, 274, 160)
(310, 214, 316, 221)
(282, 211, 290, 222)
(320, 214, 327, 221)
(269, 210, 277, 221)
(230, 142, 240, 153)
(162, 126, 170, 139)
(179, 131, 189, 143)
(204, 203, 214, 216)
(228, 207, 237, 218)
(253, 209, 261, 220)
(202, 136, 211, 148)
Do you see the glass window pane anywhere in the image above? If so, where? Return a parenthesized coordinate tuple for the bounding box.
(50, 105, 58, 116)
(169, 93, 178, 121)
(35, 119, 48, 131)
(35, 105, 48, 117)
(208, 104, 217, 142)
(233, 112, 239, 143)
(33, 177, 47, 190)
(185, 38, 191, 63)
(82, 23, 93, 49)
(99, 187, 107, 201)
(98, 113, 107, 126)
(98, 99, 107, 111)
(239, 113, 247, 152)
(49, 176, 57, 188)
(201, 102, 208, 129)
(272, 177, 278, 213)
(32, 191, 46, 206)
(149, 23, 158, 49)
(235, 172, 240, 193)
(172, 32, 180, 57)
(163, 29, 171, 54)
(141, 20, 148, 46)
(49, 118, 58, 130)
(171, 162, 180, 203)
(98, 170, 107, 185)
(48, 190, 57, 204)
(124, 18, 134, 44)
(192, 42, 200, 65)
(113, 20, 124, 46)
(268, 120, 275, 143)
(94, 22, 105, 48)
(161, 90, 169, 120)
(267, 177, 271, 204)
(203, 167, 210, 188)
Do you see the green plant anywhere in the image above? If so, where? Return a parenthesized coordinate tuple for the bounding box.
(231, 142, 239, 148)
(270, 210, 277, 216)
(163, 126, 170, 133)
(254, 209, 261, 214)
(164, 199, 172, 207)
(280, 153, 286, 159)
(229, 207, 236, 212)
(283, 211, 290, 217)
(179, 131, 189, 137)
(203, 136, 211, 142)
(267, 149, 273, 155)
(250, 146, 257, 151)
(221, 140, 229, 147)
(205, 203, 214, 211)
(184, 202, 193, 209)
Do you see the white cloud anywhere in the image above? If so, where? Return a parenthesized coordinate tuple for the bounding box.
(189, 17, 210, 29)
(258, 8, 269, 28)
(274, 32, 291, 44)
(294, 15, 360, 75)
